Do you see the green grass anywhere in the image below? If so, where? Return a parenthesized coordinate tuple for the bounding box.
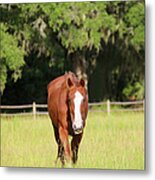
(1, 111, 144, 169)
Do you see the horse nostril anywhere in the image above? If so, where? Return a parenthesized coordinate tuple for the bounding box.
(79, 125, 83, 130)
(73, 124, 83, 131)
(73, 124, 77, 130)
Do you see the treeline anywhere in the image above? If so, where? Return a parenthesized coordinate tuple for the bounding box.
(0, 1, 144, 104)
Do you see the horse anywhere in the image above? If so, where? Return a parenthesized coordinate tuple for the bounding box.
(47, 72, 88, 166)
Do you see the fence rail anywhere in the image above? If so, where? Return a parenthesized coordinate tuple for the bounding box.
(0, 100, 144, 118)
(0, 104, 33, 109)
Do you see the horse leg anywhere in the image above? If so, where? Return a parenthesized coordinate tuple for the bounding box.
(59, 126, 72, 166)
(53, 126, 64, 165)
(71, 133, 83, 164)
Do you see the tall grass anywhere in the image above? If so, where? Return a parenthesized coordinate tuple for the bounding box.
(1, 112, 144, 169)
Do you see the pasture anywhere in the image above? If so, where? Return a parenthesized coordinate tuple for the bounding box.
(1, 111, 144, 170)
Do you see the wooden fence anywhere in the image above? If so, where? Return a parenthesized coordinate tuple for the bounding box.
(0, 100, 144, 119)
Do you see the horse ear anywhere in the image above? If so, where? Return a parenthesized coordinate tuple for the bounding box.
(80, 79, 85, 87)
(67, 77, 74, 89)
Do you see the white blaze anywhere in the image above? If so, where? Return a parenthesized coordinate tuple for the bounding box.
(73, 91, 83, 129)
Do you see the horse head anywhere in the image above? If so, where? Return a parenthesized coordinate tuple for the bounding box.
(66, 77, 88, 135)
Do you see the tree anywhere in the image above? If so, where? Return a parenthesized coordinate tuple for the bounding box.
(0, 22, 24, 93)
(40, 2, 116, 85)
(89, 1, 144, 101)
(0, 4, 66, 104)
(1, 1, 145, 104)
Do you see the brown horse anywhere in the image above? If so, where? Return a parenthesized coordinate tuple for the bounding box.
(47, 72, 88, 166)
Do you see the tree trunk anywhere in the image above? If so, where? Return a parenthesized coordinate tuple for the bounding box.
(71, 51, 88, 89)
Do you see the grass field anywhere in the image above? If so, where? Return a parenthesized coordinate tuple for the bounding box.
(1, 111, 144, 170)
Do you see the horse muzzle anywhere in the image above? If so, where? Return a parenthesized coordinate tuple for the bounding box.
(72, 124, 83, 135)
(74, 128, 83, 135)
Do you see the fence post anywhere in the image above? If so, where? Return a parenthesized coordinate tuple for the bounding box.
(107, 99, 110, 115)
(33, 102, 36, 120)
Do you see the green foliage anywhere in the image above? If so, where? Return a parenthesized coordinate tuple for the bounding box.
(0, 63, 7, 93)
(123, 81, 144, 100)
(41, 2, 116, 51)
(0, 23, 24, 93)
(125, 2, 144, 49)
